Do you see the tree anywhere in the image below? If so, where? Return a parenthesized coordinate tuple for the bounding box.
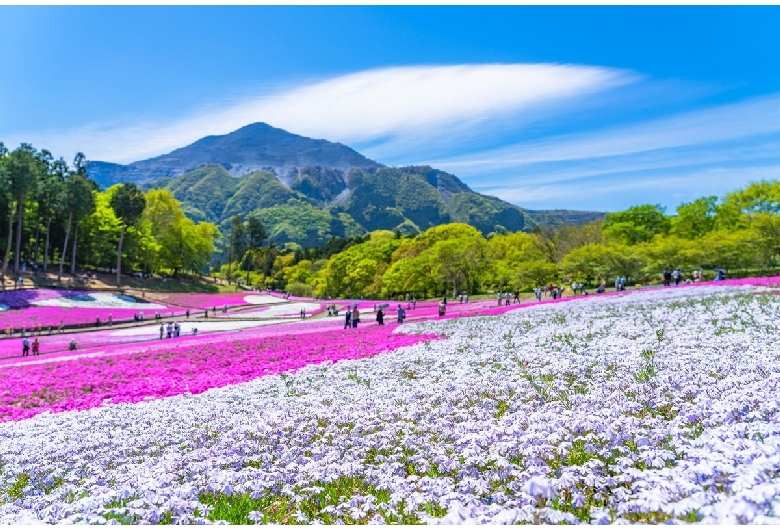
(38, 157, 67, 272)
(243, 215, 268, 284)
(603, 204, 671, 245)
(724, 180, 780, 215)
(110, 183, 146, 286)
(31, 149, 53, 266)
(69, 153, 97, 275)
(143, 189, 219, 275)
(561, 243, 644, 285)
(58, 170, 95, 282)
(226, 214, 247, 282)
(3, 144, 40, 275)
(517, 261, 559, 288)
(0, 145, 8, 286)
(750, 213, 780, 267)
(671, 196, 717, 239)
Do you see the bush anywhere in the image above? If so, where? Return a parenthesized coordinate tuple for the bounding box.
(287, 282, 313, 297)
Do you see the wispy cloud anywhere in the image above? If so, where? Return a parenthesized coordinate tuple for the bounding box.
(1, 64, 633, 164)
(430, 93, 780, 171)
(480, 163, 780, 212)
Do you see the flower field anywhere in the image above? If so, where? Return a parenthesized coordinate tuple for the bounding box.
(0, 289, 172, 330)
(1, 280, 780, 524)
(145, 292, 272, 309)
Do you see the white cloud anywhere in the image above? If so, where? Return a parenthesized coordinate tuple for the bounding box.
(478, 163, 780, 210)
(431, 93, 780, 172)
(2, 64, 633, 164)
(466, 135, 780, 189)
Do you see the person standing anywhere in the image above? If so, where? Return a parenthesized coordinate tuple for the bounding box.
(672, 267, 682, 285)
(397, 304, 405, 324)
(497, 291, 503, 307)
(513, 289, 520, 304)
(344, 308, 352, 329)
(22, 337, 30, 357)
(159, 324, 164, 340)
(412, 296, 417, 310)
(32, 338, 40, 356)
(376, 308, 385, 326)
(352, 308, 360, 328)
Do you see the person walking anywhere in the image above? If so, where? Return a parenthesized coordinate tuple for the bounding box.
(412, 296, 417, 310)
(497, 291, 503, 307)
(159, 324, 164, 340)
(22, 337, 30, 357)
(397, 304, 405, 324)
(352, 308, 360, 328)
(376, 308, 385, 326)
(344, 308, 352, 329)
(32, 338, 40, 356)
(166, 322, 172, 339)
(513, 289, 520, 304)
(672, 267, 682, 285)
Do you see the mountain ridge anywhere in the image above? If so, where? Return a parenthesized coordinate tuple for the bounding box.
(87, 122, 383, 188)
(88, 122, 604, 247)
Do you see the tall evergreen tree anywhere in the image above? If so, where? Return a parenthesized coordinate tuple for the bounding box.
(244, 215, 268, 284)
(58, 167, 95, 282)
(39, 158, 68, 272)
(2, 144, 40, 275)
(110, 182, 146, 287)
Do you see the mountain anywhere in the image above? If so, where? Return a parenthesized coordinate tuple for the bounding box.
(89, 122, 603, 247)
(524, 209, 605, 227)
(87, 122, 382, 188)
(139, 163, 528, 247)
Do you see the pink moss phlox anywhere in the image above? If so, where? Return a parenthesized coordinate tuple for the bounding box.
(0, 325, 438, 422)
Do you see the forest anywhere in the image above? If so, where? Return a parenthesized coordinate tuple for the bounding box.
(3, 141, 779, 299)
(0, 142, 219, 286)
(218, 180, 780, 299)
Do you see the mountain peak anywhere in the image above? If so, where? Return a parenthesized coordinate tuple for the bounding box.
(87, 122, 382, 188)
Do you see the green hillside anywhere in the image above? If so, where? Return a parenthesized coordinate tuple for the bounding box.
(146, 164, 533, 247)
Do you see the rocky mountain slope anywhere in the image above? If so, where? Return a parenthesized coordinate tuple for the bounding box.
(87, 122, 382, 188)
(142, 164, 528, 247)
(89, 122, 602, 247)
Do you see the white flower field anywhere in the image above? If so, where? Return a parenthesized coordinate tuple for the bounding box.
(1, 283, 779, 524)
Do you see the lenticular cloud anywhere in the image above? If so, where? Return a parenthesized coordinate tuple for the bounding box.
(1, 282, 780, 524)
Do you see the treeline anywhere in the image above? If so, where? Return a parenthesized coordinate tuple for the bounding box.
(217, 180, 780, 299)
(0, 142, 219, 286)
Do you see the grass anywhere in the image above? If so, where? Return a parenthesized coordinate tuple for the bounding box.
(30, 271, 235, 294)
(199, 475, 446, 524)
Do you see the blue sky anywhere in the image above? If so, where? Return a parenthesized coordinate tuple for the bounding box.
(1, 6, 779, 212)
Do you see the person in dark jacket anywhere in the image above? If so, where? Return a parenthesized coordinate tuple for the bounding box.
(376, 308, 384, 325)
